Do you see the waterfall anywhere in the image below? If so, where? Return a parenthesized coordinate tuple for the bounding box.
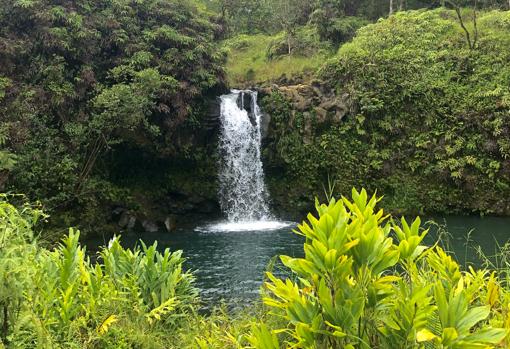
(218, 90, 271, 222)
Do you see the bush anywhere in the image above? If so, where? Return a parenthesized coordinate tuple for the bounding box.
(0, 197, 197, 348)
(311, 14, 369, 46)
(250, 189, 509, 348)
(263, 9, 510, 216)
(0, 0, 225, 233)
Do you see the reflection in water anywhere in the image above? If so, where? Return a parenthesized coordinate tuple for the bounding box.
(84, 215, 510, 307)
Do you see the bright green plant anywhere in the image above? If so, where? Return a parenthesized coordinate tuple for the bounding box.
(252, 188, 508, 348)
(0, 196, 198, 348)
(0, 196, 44, 346)
(100, 236, 198, 325)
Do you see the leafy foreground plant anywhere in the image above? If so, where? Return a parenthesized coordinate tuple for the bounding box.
(248, 189, 509, 348)
(0, 196, 197, 348)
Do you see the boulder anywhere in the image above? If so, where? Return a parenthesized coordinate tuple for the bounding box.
(164, 215, 178, 232)
(314, 107, 328, 123)
(118, 211, 136, 230)
(142, 219, 159, 233)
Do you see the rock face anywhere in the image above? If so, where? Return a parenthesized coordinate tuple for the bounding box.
(258, 81, 353, 143)
(236, 90, 257, 127)
(142, 219, 159, 233)
(112, 192, 221, 234)
(117, 210, 137, 230)
(259, 81, 351, 122)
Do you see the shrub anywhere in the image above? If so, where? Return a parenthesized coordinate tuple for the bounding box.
(0, 197, 197, 348)
(311, 14, 369, 46)
(0, 195, 43, 345)
(250, 189, 509, 348)
(263, 9, 510, 216)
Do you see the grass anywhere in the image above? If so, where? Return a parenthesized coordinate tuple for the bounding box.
(223, 33, 331, 87)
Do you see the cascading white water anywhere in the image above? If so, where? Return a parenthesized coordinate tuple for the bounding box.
(195, 89, 293, 232)
(218, 90, 271, 222)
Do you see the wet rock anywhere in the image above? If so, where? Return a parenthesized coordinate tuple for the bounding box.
(118, 211, 136, 230)
(112, 207, 125, 215)
(202, 97, 222, 130)
(236, 91, 257, 126)
(303, 112, 313, 144)
(164, 215, 178, 232)
(314, 107, 328, 123)
(260, 112, 271, 139)
(142, 219, 159, 233)
(262, 81, 352, 125)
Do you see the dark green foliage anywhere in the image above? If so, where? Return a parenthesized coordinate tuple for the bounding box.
(263, 9, 510, 216)
(310, 15, 369, 46)
(204, 0, 510, 39)
(0, 0, 225, 232)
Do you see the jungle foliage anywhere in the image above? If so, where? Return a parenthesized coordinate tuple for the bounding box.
(4, 189, 510, 348)
(246, 189, 510, 348)
(262, 9, 510, 216)
(221, 0, 509, 84)
(0, 0, 225, 232)
(0, 195, 198, 348)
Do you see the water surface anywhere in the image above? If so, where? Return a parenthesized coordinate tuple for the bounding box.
(84, 215, 510, 307)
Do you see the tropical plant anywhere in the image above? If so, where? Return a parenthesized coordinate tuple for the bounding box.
(0, 196, 198, 348)
(0, 195, 43, 345)
(250, 189, 509, 348)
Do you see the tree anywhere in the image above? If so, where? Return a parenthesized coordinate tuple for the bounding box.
(270, 0, 313, 54)
(443, 0, 479, 49)
(0, 0, 225, 229)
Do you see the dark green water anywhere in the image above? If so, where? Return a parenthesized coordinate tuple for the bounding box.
(424, 215, 510, 266)
(84, 216, 510, 307)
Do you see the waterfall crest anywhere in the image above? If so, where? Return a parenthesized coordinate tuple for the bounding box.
(218, 90, 271, 222)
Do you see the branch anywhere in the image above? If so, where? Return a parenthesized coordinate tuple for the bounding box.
(472, 0, 478, 49)
(445, 0, 473, 49)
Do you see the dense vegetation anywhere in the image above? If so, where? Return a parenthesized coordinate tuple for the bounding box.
(1, 0, 510, 231)
(0, 0, 224, 232)
(2, 0, 510, 347)
(3, 190, 510, 348)
(0, 195, 198, 347)
(262, 9, 510, 216)
(221, 0, 510, 85)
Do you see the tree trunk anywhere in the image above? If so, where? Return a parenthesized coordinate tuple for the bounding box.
(389, 0, 394, 15)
